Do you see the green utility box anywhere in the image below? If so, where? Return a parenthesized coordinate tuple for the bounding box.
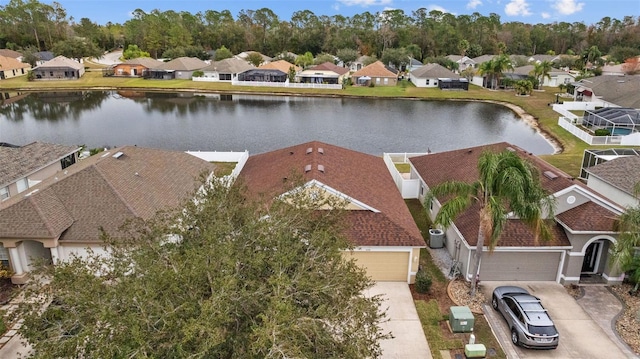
(449, 306, 474, 333)
(464, 343, 486, 358)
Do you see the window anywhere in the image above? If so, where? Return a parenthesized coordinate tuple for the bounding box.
(220, 74, 231, 81)
(16, 178, 28, 193)
(49, 71, 53, 76)
(0, 186, 8, 201)
(384, 78, 388, 85)
(61, 153, 76, 169)
(0, 244, 8, 268)
(426, 79, 430, 85)
(376, 78, 380, 84)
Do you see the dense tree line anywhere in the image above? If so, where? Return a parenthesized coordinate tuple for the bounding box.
(1, 0, 639, 63)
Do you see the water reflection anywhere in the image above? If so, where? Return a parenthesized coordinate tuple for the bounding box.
(0, 91, 554, 155)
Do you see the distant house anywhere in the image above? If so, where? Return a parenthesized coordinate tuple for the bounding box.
(406, 57, 423, 72)
(409, 63, 464, 89)
(34, 51, 54, 66)
(349, 55, 373, 72)
(512, 65, 574, 87)
(471, 54, 496, 66)
(601, 63, 626, 76)
(239, 141, 425, 283)
(235, 51, 272, 66)
(527, 54, 561, 64)
(111, 57, 163, 77)
(0, 55, 31, 80)
(446, 55, 476, 71)
(0, 146, 215, 284)
(147, 57, 208, 80)
(237, 69, 287, 82)
(32, 56, 84, 80)
(0, 49, 23, 62)
(258, 60, 300, 74)
(572, 75, 640, 108)
(297, 62, 349, 85)
(198, 58, 255, 82)
(351, 61, 398, 86)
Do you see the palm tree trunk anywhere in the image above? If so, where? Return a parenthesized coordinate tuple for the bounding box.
(470, 227, 485, 296)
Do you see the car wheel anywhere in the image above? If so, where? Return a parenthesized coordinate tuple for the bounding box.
(511, 328, 520, 346)
(492, 294, 499, 310)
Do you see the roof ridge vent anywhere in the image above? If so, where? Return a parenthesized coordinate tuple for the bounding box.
(304, 164, 312, 173)
(317, 164, 325, 173)
(306, 147, 313, 154)
(113, 151, 124, 159)
(543, 170, 558, 179)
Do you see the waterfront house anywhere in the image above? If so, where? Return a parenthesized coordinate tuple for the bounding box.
(32, 56, 84, 80)
(111, 57, 163, 77)
(198, 58, 255, 82)
(297, 62, 349, 85)
(0, 55, 31, 80)
(512, 65, 574, 87)
(148, 57, 208, 80)
(351, 61, 398, 86)
(409, 63, 466, 89)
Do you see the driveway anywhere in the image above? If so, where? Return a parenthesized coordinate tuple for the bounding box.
(365, 282, 432, 359)
(481, 281, 631, 358)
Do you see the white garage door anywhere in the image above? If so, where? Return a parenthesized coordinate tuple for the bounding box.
(480, 252, 561, 281)
(346, 251, 410, 282)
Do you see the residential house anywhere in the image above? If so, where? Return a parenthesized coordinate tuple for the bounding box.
(199, 58, 255, 81)
(527, 54, 561, 64)
(349, 55, 373, 72)
(0, 141, 79, 203)
(470, 55, 497, 86)
(471, 54, 496, 66)
(235, 51, 272, 66)
(297, 62, 349, 85)
(512, 65, 575, 87)
(237, 68, 287, 82)
(239, 141, 426, 283)
(259, 60, 300, 75)
(0, 146, 215, 284)
(409, 63, 466, 89)
(446, 55, 476, 72)
(111, 57, 163, 77)
(409, 142, 624, 284)
(147, 57, 208, 80)
(0, 55, 31, 80)
(32, 56, 84, 80)
(0, 49, 23, 62)
(584, 155, 640, 208)
(406, 57, 423, 73)
(34, 51, 54, 66)
(601, 63, 625, 76)
(572, 75, 640, 108)
(351, 61, 398, 86)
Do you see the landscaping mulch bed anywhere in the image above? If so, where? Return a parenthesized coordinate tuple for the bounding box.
(611, 283, 640, 355)
(0, 278, 18, 305)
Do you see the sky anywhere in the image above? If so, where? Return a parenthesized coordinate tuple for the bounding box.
(3, 0, 638, 26)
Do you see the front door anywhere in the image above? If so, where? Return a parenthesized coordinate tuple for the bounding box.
(582, 241, 602, 273)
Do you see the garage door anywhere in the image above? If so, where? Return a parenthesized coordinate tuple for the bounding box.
(346, 251, 409, 282)
(479, 252, 561, 281)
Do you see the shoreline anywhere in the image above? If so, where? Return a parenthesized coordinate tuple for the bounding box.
(2, 85, 564, 155)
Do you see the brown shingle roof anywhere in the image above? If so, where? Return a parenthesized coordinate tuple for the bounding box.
(411, 63, 459, 79)
(239, 141, 425, 248)
(0, 142, 79, 187)
(259, 60, 300, 73)
(352, 61, 398, 78)
(202, 58, 255, 73)
(410, 142, 581, 248)
(122, 57, 163, 68)
(34, 56, 83, 70)
(158, 57, 208, 71)
(0, 49, 22, 58)
(0, 146, 215, 242)
(0, 55, 30, 71)
(586, 155, 640, 195)
(308, 62, 349, 75)
(556, 201, 618, 232)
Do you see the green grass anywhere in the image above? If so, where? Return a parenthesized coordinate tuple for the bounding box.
(395, 163, 411, 173)
(415, 300, 464, 353)
(2, 73, 638, 177)
(212, 162, 237, 177)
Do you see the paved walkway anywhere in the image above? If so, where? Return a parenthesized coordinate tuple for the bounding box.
(576, 286, 637, 358)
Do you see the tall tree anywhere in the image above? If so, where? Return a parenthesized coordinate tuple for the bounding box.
(16, 178, 390, 358)
(530, 60, 553, 89)
(425, 149, 555, 295)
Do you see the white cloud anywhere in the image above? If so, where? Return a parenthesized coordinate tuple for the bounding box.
(338, 0, 393, 6)
(426, 4, 452, 14)
(467, 0, 482, 9)
(505, 0, 532, 16)
(552, 0, 584, 15)
(541, 12, 551, 19)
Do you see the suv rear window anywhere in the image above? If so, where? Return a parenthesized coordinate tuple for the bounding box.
(528, 325, 558, 336)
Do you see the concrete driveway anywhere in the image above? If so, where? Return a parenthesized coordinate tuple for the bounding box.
(481, 281, 630, 358)
(365, 282, 432, 359)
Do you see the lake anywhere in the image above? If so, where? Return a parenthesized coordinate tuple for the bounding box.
(0, 91, 554, 155)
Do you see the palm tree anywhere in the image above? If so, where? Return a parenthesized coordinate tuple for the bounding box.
(530, 60, 553, 89)
(425, 149, 555, 295)
(612, 183, 640, 294)
(491, 54, 513, 89)
(478, 60, 495, 89)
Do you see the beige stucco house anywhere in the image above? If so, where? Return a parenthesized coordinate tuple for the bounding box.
(239, 141, 426, 283)
(32, 56, 84, 80)
(0, 146, 215, 284)
(0, 55, 31, 80)
(351, 61, 398, 86)
(297, 62, 349, 85)
(409, 143, 625, 285)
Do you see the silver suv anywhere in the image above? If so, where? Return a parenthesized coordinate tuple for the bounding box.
(491, 286, 559, 349)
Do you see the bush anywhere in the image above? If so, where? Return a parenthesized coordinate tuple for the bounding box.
(415, 270, 432, 293)
(594, 128, 611, 136)
(0, 264, 13, 279)
(192, 70, 204, 78)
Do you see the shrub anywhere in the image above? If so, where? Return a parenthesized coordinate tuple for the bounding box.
(594, 128, 611, 136)
(368, 82, 375, 88)
(0, 264, 13, 279)
(192, 70, 204, 78)
(415, 270, 432, 293)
